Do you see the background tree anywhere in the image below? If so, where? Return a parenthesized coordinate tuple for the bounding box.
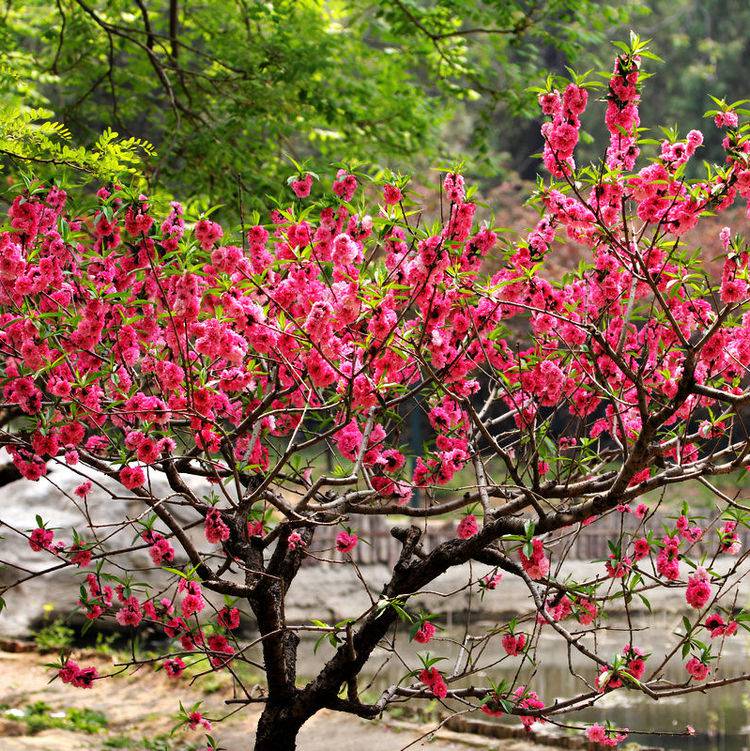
(6, 1, 750, 210)
(565, 0, 750, 177)
(0, 0, 641, 211)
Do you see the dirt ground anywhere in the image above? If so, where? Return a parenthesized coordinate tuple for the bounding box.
(0, 649, 556, 751)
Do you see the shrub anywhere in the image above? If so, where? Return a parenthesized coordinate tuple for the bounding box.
(33, 618, 75, 653)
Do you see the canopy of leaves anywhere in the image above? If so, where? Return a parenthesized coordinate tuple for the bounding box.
(0, 0, 640, 210)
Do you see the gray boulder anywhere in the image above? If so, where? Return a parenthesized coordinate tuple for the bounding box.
(0, 461, 210, 637)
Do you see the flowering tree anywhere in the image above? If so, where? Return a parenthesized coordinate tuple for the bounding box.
(4, 35, 750, 751)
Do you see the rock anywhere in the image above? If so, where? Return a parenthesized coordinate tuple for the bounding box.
(0, 462, 212, 637)
(0, 638, 36, 653)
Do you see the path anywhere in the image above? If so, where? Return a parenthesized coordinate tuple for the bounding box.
(0, 649, 553, 751)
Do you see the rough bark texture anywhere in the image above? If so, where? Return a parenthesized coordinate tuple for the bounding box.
(254, 704, 307, 751)
(248, 524, 317, 751)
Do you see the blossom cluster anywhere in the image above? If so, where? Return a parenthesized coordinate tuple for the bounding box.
(4, 38, 750, 749)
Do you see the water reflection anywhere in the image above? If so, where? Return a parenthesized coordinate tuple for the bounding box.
(289, 614, 750, 751)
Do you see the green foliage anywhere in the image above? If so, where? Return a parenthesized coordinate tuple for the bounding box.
(575, 0, 750, 171)
(33, 618, 75, 653)
(0, 107, 153, 181)
(103, 735, 207, 751)
(363, 0, 643, 170)
(0, 0, 643, 210)
(5, 1, 742, 207)
(0, 46, 152, 185)
(17, 701, 107, 735)
(92, 630, 120, 655)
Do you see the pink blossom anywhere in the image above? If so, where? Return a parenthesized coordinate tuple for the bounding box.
(188, 711, 212, 731)
(623, 644, 646, 680)
(287, 531, 305, 551)
(181, 593, 205, 619)
(501, 632, 526, 656)
(120, 465, 145, 490)
(519, 538, 550, 580)
(443, 172, 465, 203)
(143, 531, 175, 566)
(605, 553, 631, 579)
(335, 530, 358, 554)
(335, 420, 363, 461)
(634, 503, 648, 518)
(383, 184, 403, 205)
(74, 481, 93, 498)
(585, 723, 628, 747)
(418, 667, 448, 698)
(633, 537, 650, 560)
(29, 527, 54, 552)
(69, 542, 92, 568)
(413, 621, 436, 644)
(59, 660, 98, 689)
(207, 633, 235, 667)
(456, 514, 478, 539)
(194, 219, 223, 250)
(705, 612, 738, 638)
(204, 507, 230, 545)
(116, 596, 143, 627)
(58, 659, 81, 684)
(332, 170, 358, 202)
(576, 598, 598, 625)
(685, 656, 710, 681)
(180, 581, 206, 619)
(514, 685, 545, 730)
(481, 572, 502, 590)
(715, 111, 739, 128)
(217, 606, 241, 630)
(719, 521, 741, 555)
(686, 567, 712, 610)
(480, 694, 505, 717)
(656, 536, 681, 580)
(163, 657, 186, 678)
(290, 173, 313, 198)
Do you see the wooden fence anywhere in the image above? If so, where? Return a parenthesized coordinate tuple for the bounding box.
(304, 511, 750, 568)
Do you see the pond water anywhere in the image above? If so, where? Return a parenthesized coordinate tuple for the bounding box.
(289, 613, 750, 751)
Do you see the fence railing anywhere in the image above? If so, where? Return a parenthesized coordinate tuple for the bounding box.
(303, 510, 748, 568)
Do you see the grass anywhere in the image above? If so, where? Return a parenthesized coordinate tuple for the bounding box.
(4, 702, 203, 749)
(33, 618, 75, 653)
(5, 700, 108, 734)
(103, 734, 206, 750)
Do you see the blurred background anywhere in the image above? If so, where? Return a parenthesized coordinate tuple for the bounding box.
(0, 0, 747, 217)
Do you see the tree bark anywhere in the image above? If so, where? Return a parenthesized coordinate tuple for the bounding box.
(248, 526, 316, 751)
(253, 703, 304, 751)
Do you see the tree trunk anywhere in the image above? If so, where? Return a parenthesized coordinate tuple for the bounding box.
(253, 703, 304, 751)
